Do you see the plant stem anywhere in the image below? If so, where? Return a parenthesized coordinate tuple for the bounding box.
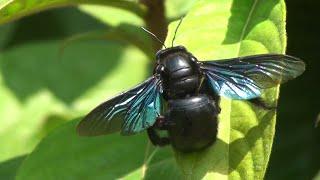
(140, 0, 168, 52)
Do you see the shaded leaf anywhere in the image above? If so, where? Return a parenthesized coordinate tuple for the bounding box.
(0, 156, 25, 180)
(16, 119, 147, 180)
(0, 23, 14, 49)
(0, 40, 150, 162)
(4, 7, 107, 47)
(16, 120, 179, 180)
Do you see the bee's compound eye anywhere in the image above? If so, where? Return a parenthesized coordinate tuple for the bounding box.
(190, 56, 197, 62)
(160, 65, 165, 72)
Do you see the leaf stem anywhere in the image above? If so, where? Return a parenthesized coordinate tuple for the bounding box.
(140, 0, 168, 52)
(142, 141, 158, 178)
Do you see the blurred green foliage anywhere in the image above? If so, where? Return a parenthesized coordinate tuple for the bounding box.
(0, 0, 318, 179)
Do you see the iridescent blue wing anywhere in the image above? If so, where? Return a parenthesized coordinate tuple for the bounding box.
(77, 76, 162, 136)
(200, 54, 305, 100)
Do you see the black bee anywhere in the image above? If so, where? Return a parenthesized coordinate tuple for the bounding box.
(77, 25, 305, 152)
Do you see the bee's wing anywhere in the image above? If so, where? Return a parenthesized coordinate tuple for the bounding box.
(77, 76, 162, 136)
(200, 54, 305, 100)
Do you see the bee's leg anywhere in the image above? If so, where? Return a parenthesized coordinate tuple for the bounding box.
(147, 116, 174, 146)
(147, 127, 170, 146)
(248, 98, 277, 110)
(154, 115, 175, 130)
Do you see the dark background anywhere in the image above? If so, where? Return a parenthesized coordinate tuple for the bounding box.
(1, 0, 319, 179)
(266, 0, 320, 179)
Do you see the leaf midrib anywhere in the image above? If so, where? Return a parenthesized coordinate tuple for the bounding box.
(141, 0, 261, 178)
(228, 0, 259, 177)
(236, 0, 259, 56)
(0, 0, 13, 9)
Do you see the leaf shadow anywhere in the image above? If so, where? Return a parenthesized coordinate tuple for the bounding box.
(0, 22, 151, 105)
(2, 7, 106, 47)
(0, 156, 26, 180)
(16, 119, 150, 179)
(228, 110, 275, 173)
(222, 0, 280, 44)
(0, 40, 124, 104)
(0, 7, 153, 105)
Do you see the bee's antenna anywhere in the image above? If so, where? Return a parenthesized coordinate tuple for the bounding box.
(171, 16, 185, 47)
(141, 27, 166, 48)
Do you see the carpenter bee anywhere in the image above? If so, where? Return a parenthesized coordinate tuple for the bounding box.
(77, 23, 305, 152)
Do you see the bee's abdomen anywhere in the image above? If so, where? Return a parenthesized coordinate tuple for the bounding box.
(166, 94, 219, 152)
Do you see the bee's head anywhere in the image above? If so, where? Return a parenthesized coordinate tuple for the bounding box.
(155, 46, 187, 61)
(154, 46, 199, 78)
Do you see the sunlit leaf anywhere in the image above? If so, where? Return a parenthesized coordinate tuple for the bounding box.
(79, 4, 144, 27)
(0, 0, 145, 25)
(165, 0, 197, 20)
(165, 0, 286, 179)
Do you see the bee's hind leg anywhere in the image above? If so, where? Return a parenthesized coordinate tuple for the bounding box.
(147, 127, 170, 146)
(248, 97, 277, 110)
(147, 116, 174, 146)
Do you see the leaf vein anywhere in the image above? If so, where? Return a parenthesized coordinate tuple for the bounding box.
(237, 0, 259, 56)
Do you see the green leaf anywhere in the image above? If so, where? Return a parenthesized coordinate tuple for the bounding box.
(16, 120, 182, 180)
(60, 25, 154, 59)
(165, 0, 286, 179)
(6, 0, 288, 179)
(0, 0, 145, 25)
(68, 5, 155, 57)
(75, 5, 154, 57)
(0, 156, 25, 180)
(0, 1, 161, 177)
(315, 171, 320, 180)
(0, 39, 150, 162)
(78, 4, 144, 27)
(0, 3, 153, 174)
(165, 0, 197, 20)
(316, 113, 320, 128)
(0, 23, 14, 49)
